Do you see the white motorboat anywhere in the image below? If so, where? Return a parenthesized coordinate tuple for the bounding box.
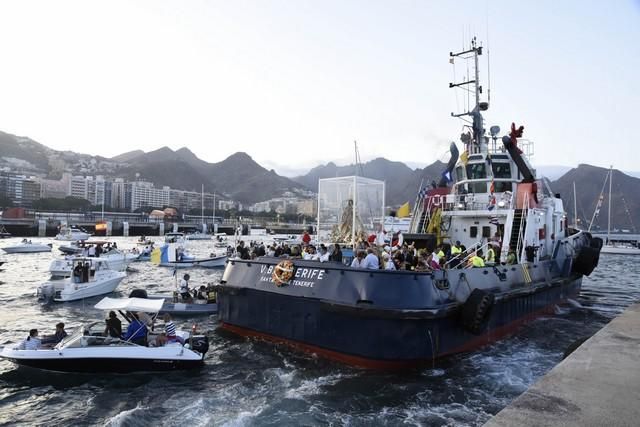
(2, 239, 52, 254)
(164, 232, 186, 244)
(37, 257, 126, 302)
(129, 289, 218, 316)
(0, 297, 209, 372)
(49, 250, 138, 277)
(195, 254, 228, 268)
(600, 243, 640, 255)
(55, 226, 91, 241)
(185, 232, 211, 241)
(58, 240, 115, 255)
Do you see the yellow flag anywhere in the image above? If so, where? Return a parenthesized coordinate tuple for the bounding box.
(396, 202, 410, 218)
(150, 247, 161, 265)
(460, 150, 469, 165)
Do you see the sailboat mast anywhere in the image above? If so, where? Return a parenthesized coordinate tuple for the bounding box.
(201, 184, 204, 225)
(573, 181, 577, 228)
(608, 166, 612, 242)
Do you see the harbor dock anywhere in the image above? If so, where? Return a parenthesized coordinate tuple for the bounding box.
(485, 303, 640, 427)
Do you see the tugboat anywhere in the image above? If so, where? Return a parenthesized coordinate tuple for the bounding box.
(215, 39, 603, 369)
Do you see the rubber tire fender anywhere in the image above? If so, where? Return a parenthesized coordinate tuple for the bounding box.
(461, 288, 495, 335)
(572, 246, 600, 276)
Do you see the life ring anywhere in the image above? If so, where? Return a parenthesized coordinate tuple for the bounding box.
(460, 288, 495, 335)
(431, 195, 442, 207)
(272, 260, 295, 286)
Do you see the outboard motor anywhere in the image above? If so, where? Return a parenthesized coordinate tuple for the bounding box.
(37, 283, 55, 300)
(190, 335, 209, 357)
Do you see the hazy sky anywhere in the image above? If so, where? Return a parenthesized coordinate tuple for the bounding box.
(0, 1, 638, 176)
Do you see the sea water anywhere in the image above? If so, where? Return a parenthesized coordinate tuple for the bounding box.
(0, 237, 638, 426)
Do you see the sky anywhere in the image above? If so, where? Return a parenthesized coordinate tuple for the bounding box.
(0, 1, 639, 177)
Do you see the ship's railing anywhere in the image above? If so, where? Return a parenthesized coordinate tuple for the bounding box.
(445, 240, 481, 268)
(437, 191, 514, 212)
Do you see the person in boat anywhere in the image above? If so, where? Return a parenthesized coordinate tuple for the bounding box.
(506, 247, 517, 265)
(105, 311, 122, 338)
(302, 230, 311, 245)
(206, 285, 217, 303)
(414, 250, 432, 272)
(382, 253, 396, 270)
(485, 245, 496, 265)
(350, 251, 366, 268)
(22, 329, 41, 350)
(317, 244, 330, 263)
(363, 248, 380, 269)
(163, 313, 178, 344)
(73, 263, 83, 283)
(178, 274, 192, 302)
(53, 322, 67, 343)
(124, 313, 148, 346)
(329, 244, 343, 263)
(195, 285, 208, 303)
(450, 241, 463, 268)
(468, 250, 486, 268)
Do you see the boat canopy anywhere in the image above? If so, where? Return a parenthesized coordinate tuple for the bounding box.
(95, 297, 164, 313)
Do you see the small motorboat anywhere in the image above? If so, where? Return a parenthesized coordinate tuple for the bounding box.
(185, 232, 211, 241)
(194, 254, 228, 268)
(129, 288, 218, 316)
(0, 297, 209, 372)
(55, 226, 91, 241)
(0, 226, 11, 238)
(49, 250, 138, 278)
(58, 240, 113, 255)
(37, 257, 126, 302)
(151, 243, 196, 268)
(2, 239, 52, 254)
(164, 232, 186, 244)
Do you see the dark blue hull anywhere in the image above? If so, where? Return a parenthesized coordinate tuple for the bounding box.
(218, 274, 581, 369)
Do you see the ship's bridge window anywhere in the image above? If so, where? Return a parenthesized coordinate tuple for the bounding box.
(455, 166, 465, 181)
(466, 163, 486, 180)
(494, 181, 513, 193)
(492, 162, 511, 179)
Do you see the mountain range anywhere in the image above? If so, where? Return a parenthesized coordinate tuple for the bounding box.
(0, 129, 638, 231)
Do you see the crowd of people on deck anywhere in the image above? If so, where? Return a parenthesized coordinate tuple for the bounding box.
(231, 228, 518, 272)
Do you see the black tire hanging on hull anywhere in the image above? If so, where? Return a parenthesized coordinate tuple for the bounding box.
(460, 289, 495, 335)
(572, 242, 601, 277)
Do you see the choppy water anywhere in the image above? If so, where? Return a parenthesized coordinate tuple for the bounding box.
(0, 237, 638, 426)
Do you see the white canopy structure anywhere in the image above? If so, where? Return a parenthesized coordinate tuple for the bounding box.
(94, 297, 164, 313)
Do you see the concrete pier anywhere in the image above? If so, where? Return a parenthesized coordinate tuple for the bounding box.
(485, 303, 640, 427)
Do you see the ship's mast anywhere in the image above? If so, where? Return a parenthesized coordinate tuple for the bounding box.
(449, 37, 488, 154)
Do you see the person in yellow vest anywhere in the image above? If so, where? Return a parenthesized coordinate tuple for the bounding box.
(450, 241, 463, 268)
(485, 245, 496, 265)
(467, 249, 485, 268)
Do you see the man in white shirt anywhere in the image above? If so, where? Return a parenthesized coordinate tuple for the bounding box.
(350, 251, 366, 268)
(317, 244, 330, 263)
(363, 248, 380, 269)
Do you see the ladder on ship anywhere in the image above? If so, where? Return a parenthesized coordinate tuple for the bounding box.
(508, 209, 525, 260)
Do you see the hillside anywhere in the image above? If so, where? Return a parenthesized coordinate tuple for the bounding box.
(293, 158, 448, 207)
(551, 164, 639, 233)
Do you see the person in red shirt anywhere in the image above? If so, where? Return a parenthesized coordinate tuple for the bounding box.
(302, 230, 311, 245)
